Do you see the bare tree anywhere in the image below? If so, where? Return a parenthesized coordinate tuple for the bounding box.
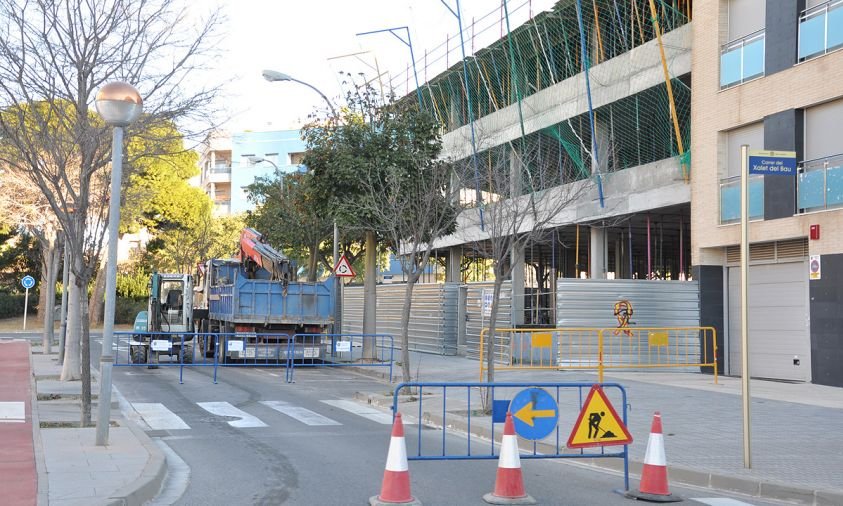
(452, 133, 593, 405)
(0, 0, 222, 425)
(0, 167, 63, 353)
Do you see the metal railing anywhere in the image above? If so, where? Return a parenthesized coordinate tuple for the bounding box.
(797, 153, 843, 212)
(479, 327, 718, 383)
(799, 0, 843, 61)
(720, 30, 765, 89)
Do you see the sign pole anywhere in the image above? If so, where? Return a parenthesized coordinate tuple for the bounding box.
(23, 286, 29, 331)
(740, 144, 751, 469)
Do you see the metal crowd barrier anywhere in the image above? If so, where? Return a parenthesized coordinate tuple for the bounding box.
(479, 327, 718, 383)
(112, 331, 218, 384)
(392, 381, 630, 491)
(287, 333, 394, 383)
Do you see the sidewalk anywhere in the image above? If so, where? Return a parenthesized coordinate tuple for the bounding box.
(21, 339, 166, 506)
(352, 351, 843, 506)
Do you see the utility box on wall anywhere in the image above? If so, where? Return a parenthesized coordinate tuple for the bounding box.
(810, 224, 820, 240)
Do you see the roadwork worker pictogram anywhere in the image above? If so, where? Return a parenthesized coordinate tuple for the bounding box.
(613, 299, 634, 336)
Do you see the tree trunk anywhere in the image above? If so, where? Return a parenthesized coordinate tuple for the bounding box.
(307, 241, 319, 282)
(88, 258, 106, 326)
(483, 276, 504, 410)
(399, 274, 419, 384)
(41, 241, 60, 354)
(80, 284, 92, 426)
(60, 269, 81, 381)
(57, 244, 70, 364)
(362, 230, 377, 360)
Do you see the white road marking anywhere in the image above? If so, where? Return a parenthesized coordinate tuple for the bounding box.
(260, 401, 341, 426)
(132, 402, 190, 430)
(320, 399, 396, 425)
(196, 402, 268, 428)
(692, 499, 757, 506)
(0, 401, 25, 422)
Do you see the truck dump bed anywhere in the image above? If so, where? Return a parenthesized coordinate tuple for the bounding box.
(207, 262, 334, 325)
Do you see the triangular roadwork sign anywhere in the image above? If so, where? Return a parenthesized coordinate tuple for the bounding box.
(334, 254, 356, 278)
(567, 384, 633, 448)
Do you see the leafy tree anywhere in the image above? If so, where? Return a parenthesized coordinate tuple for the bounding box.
(303, 79, 452, 363)
(245, 170, 333, 281)
(141, 213, 245, 274)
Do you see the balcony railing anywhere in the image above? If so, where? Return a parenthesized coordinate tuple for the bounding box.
(720, 175, 764, 223)
(720, 30, 765, 89)
(797, 154, 843, 212)
(210, 164, 231, 174)
(799, 0, 843, 61)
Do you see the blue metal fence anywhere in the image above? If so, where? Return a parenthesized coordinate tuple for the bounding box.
(392, 381, 630, 491)
(287, 333, 394, 383)
(109, 331, 395, 385)
(112, 331, 218, 384)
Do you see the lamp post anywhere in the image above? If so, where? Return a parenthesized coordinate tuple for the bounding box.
(94, 81, 143, 446)
(262, 70, 342, 336)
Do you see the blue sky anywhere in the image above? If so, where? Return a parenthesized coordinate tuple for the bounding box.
(215, 0, 556, 132)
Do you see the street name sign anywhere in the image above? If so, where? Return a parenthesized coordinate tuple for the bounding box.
(748, 150, 797, 176)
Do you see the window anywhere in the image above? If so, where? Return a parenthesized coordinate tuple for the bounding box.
(290, 152, 305, 165)
(720, 0, 766, 89)
(799, 0, 843, 61)
(798, 99, 843, 211)
(720, 123, 765, 223)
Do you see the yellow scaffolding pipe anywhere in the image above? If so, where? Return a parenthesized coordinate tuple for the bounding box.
(648, 0, 688, 183)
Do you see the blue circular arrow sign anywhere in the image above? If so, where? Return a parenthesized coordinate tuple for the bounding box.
(21, 275, 35, 289)
(509, 387, 559, 440)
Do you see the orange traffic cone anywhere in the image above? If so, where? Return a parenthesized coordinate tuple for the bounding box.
(483, 412, 536, 505)
(370, 412, 421, 506)
(626, 412, 682, 502)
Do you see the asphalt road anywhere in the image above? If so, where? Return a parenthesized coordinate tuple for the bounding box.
(66, 334, 790, 505)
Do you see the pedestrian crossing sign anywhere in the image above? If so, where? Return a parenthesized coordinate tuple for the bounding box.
(567, 385, 633, 448)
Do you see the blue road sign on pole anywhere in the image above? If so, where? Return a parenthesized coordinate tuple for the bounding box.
(509, 387, 559, 440)
(21, 275, 35, 289)
(748, 150, 797, 176)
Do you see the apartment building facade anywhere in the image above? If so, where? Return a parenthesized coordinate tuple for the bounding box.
(692, 0, 843, 386)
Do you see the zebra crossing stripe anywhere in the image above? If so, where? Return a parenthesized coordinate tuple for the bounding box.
(0, 401, 25, 423)
(196, 402, 268, 428)
(320, 399, 396, 425)
(260, 401, 341, 426)
(132, 403, 190, 430)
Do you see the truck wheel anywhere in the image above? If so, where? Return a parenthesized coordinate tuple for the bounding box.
(181, 344, 194, 364)
(130, 346, 146, 364)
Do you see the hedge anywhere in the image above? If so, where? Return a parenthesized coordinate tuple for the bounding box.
(115, 297, 147, 325)
(0, 293, 36, 319)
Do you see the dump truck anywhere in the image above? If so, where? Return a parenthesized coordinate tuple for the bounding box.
(192, 228, 335, 361)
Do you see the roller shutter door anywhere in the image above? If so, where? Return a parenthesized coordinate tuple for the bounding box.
(727, 261, 810, 381)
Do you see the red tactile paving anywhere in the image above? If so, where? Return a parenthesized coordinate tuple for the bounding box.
(0, 342, 36, 506)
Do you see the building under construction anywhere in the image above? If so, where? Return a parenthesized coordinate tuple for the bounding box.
(343, 0, 700, 358)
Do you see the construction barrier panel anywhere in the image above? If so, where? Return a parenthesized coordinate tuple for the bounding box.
(392, 381, 631, 491)
(479, 327, 717, 383)
(287, 333, 394, 383)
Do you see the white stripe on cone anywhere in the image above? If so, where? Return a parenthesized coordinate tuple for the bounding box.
(499, 434, 521, 469)
(643, 433, 666, 466)
(385, 436, 409, 472)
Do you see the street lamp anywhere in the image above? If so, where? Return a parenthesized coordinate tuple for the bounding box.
(262, 70, 342, 336)
(94, 81, 142, 446)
